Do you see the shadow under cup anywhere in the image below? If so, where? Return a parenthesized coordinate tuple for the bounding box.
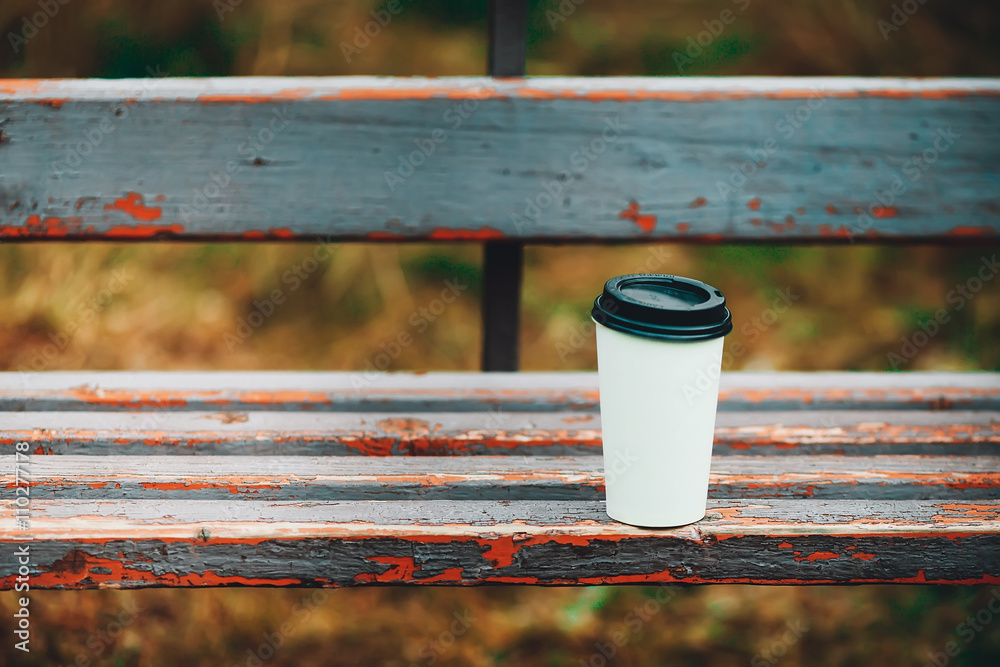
(591, 274, 733, 528)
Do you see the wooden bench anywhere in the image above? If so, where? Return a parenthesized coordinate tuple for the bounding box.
(2, 3, 999, 588)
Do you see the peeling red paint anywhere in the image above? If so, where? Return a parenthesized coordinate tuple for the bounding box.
(676, 223, 690, 233)
(106, 223, 185, 238)
(104, 192, 162, 222)
(2, 525, 998, 589)
(562, 415, 593, 423)
(871, 206, 898, 219)
(1, 214, 88, 238)
(795, 551, 841, 562)
(825, 205, 837, 215)
(4, 550, 302, 589)
(197, 88, 320, 104)
(420, 568, 465, 583)
(689, 197, 707, 209)
(816, 224, 854, 238)
(479, 536, 519, 568)
(3, 413, 995, 455)
(133, 481, 282, 494)
(5, 80, 1000, 107)
(354, 556, 417, 583)
(240, 227, 297, 239)
(427, 227, 505, 241)
(618, 202, 657, 233)
(747, 198, 761, 211)
(949, 226, 996, 237)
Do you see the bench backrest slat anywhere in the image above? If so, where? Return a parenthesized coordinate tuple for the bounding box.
(3, 77, 998, 243)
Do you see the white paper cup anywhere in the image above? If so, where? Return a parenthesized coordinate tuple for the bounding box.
(591, 274, 732, 527)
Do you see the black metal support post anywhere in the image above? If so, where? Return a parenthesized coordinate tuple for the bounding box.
(482, 0, 527, 371)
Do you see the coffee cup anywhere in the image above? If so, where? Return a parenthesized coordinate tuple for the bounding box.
(591, 273, 733, 527)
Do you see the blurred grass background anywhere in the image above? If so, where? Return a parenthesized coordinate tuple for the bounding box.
(1, 0, 1000, 665)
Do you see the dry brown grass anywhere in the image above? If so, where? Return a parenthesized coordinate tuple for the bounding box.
(2, 243, 998, 374)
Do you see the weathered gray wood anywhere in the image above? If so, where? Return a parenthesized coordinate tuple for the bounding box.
(1, 499, 997, 587)
(5, 454, 997, 501)
(3, 410, 997, 455)
(2, 371, 997, 412)
(2, 78, 998, 241)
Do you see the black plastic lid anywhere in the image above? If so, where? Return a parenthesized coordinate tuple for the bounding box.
(591, 274, 733, 342)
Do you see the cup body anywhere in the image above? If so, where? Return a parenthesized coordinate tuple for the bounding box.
(594, 319, 725, 527)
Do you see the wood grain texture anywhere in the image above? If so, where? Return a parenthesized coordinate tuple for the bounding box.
(1, 499, 997, 588)
(2, 371, 997, 412)
(4, 455, 998, 501)
(2, 77, 998, 242)
(3, 410, 997, 456)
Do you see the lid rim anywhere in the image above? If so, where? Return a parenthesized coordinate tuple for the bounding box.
(591, 274, 733, 342)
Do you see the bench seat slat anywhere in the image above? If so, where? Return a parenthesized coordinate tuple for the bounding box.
(3, 372, 998, 412)
(6, 455, 998, 501)
(1, 499, 997, 588)
(4, 410, 997, 455)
